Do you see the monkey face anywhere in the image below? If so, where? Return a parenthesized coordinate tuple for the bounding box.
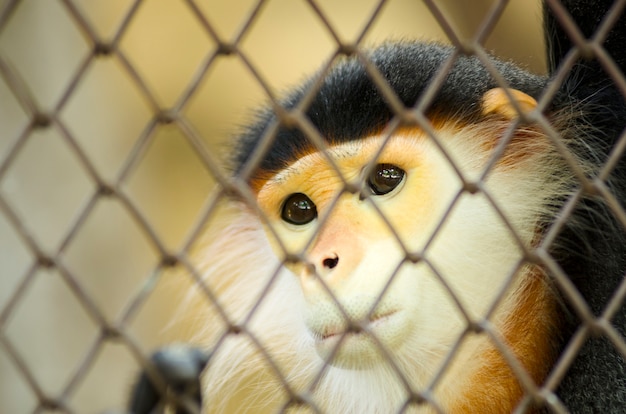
(254, 116, 541, 372)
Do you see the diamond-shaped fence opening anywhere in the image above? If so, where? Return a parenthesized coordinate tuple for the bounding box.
(0, 0, 90, 110)
(59, 57, 153, 181)
(118, 0, 217, 107)
(1, 0, 625, 413)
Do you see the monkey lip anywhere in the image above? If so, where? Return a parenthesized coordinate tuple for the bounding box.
(318, 309, 400, 341)
(310, 308, 408, 368)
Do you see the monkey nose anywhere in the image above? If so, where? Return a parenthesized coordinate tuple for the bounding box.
(301, 253, 341, 283)
(322, 255, 339, 270)
(299, 254, 344, 294)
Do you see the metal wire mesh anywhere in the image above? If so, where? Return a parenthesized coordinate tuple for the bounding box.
(0, 0, 624, 413)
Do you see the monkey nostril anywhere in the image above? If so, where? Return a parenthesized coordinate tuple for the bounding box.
(322, 256, 339, 269)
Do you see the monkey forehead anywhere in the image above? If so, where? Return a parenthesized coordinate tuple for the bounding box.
(255, 132, 429, 211)
(270, 141, 365, 184)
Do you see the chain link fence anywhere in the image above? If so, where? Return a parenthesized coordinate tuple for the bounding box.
(0, 0, 624, 413)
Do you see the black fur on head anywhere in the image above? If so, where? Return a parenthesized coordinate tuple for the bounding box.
(233, 42, 548, 179)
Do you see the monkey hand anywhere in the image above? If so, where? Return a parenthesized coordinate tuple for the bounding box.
(127, 344, 209, 414)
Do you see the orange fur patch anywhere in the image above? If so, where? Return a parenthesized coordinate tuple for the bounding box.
(448, 267, 559, 413)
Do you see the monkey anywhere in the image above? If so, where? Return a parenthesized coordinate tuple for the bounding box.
(129, 0, 626, 412)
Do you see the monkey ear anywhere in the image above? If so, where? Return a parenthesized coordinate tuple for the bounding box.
(481, 88, 537, 119)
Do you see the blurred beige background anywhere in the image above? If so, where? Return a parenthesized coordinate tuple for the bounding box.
(0, 0, 543, 412)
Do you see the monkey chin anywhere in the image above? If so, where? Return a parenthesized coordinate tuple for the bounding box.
(309, 309, 410, 370)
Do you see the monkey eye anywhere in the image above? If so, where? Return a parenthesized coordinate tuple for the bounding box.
(368, 164, 406, 195)
(281, 193, 317, 225)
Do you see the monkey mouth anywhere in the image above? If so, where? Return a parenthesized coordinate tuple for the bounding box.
(318, 309, 399, 341)
(309, 308, 408, 369)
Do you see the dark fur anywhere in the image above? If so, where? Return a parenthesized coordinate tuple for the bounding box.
(543, 1, 626, 411)
(233, 43, 547, 177)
